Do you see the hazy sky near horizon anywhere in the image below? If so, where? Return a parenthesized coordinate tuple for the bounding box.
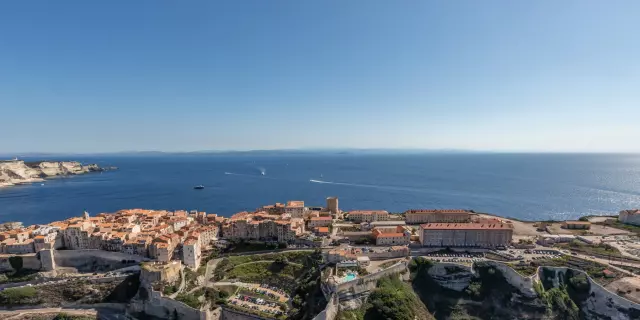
(1, 1, 639, 153)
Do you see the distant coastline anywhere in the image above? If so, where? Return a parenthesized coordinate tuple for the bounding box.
(0, 159, 114, 188)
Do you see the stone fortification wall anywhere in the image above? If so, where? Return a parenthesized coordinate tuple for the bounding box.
(130, 289, 209, 320)
(363, 250, 408, 261)
(140, 261, 181, 285)
(219, 307, 271, 320)
(312, 294, 339, 320)
(54, 249, 147, 272)
(334, 262, 407, 293)
(0, 253, 42, 272)
(539, 267, 640, 320)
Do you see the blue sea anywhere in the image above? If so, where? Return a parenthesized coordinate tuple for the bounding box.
(1, 153, 640, 226)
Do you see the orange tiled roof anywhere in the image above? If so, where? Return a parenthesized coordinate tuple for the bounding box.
(406, 209, 470, 214)
(420, 223, 512, 230)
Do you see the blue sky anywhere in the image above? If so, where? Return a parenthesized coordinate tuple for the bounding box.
(1, 1, 639, 153)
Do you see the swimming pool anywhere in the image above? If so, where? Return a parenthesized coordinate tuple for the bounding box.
(343, 272, 357, 282)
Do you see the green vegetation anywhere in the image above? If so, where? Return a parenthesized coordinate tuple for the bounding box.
(596, 218, 640, 235)
(540, 286, 580, 320)
(464, 281, 482, 299)
(183, 266, 206, 291)
(224, 303, 286, 320)
(411, 259, 549, 319)
(162, 284, 178, 295)
(337, 275, 433, 320)
(0, 269, 38, 284)
(288, 250, 327, 320)
(0, 286, 39, 305)
(213, 251, 314, 290)
(379, 260, 400, 270)
(225, 261, 304, 283)
(53, 313, 96, 320)
(175, 292, 201, 309)
(556, 240, 623, 258)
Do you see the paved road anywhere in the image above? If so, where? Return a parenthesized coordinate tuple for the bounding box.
(169, 267, 186, 299)
(204, 258, 223, 287)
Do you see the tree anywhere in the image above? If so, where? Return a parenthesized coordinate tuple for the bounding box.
(8, 256, 23, 272)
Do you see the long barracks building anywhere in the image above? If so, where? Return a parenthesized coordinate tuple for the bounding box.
(418, 222, 513, 248)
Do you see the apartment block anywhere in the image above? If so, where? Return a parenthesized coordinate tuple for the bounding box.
(405, 209, 471, 224)
(372, 226, 410, 246)
(419, 222, 513, 248)
(348, 210, 389, 223)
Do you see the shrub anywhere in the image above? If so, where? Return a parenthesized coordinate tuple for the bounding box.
(0, 286, 38, 305)
(175, 292, 201, 309)
(8, 256, 23, 272)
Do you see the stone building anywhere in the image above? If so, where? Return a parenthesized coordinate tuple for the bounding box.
(405, 209, 471, 224)
(419, 222, 513, 247)
(348, 210, 389, 223)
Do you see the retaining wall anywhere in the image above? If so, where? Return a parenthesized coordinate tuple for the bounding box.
(219, 307, 271, 320)
(54, 249, 147, 272)
(312, 294, 339, 320)
(0, 254, 42, 272)
(334, 262, 406, 293)
(129, 288, 210, 320)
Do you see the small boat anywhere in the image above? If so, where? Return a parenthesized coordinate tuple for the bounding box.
(193, 185, 205, 190)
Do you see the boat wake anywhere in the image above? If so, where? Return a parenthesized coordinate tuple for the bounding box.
(309, 179, 388, 189)
(309, 178, 436, 194)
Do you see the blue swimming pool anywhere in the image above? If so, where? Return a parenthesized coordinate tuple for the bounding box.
(343, 273, 357, 282)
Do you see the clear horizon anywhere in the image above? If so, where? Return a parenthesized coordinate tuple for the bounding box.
(1, 1, 639, 153)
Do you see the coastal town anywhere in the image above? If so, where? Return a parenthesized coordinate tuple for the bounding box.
(2, 198, 640, 319)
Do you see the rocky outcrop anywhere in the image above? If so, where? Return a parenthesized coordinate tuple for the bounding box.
(0, 160, 112, 187)
(539, 267, 640, 320)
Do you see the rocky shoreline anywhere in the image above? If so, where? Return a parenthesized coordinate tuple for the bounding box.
(0, 160, 115, 187)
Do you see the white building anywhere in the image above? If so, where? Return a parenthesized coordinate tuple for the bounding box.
(348, 210, 389, 223)
(619, 209, 640, 226)
(183, 237, 201, 269)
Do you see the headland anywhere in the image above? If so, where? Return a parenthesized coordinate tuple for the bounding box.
(0, 159, 114, 187)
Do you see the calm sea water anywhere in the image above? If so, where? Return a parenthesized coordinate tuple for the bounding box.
(1, 153, 640, 226)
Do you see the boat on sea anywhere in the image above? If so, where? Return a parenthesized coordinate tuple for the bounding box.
(194, 185, 205, 190)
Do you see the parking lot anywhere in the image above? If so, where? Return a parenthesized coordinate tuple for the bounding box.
(229, 295, 284, 317)
(421, 252, 486, 264)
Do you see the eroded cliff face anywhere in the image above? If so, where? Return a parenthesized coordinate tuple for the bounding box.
(410, 259, 640, 320)
(0, 160, 105, 187)
(411, 260, 548, 320)
(539, 267, 640, 320)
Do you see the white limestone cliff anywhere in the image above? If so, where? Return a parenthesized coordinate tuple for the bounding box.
(0, 160, 107, 187)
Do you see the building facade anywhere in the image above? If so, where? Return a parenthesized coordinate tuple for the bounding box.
(348, 210, 389, 223)
(309, 216, 332, 228)
(419, 222, 513, 247)
(619, 209, 640, 226)
(562, 221, 591, 229)
(405, 209, 470, 224)
(285, 201, 307, 218)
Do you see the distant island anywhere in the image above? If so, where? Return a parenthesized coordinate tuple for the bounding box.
(0, 159, 115, 187)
